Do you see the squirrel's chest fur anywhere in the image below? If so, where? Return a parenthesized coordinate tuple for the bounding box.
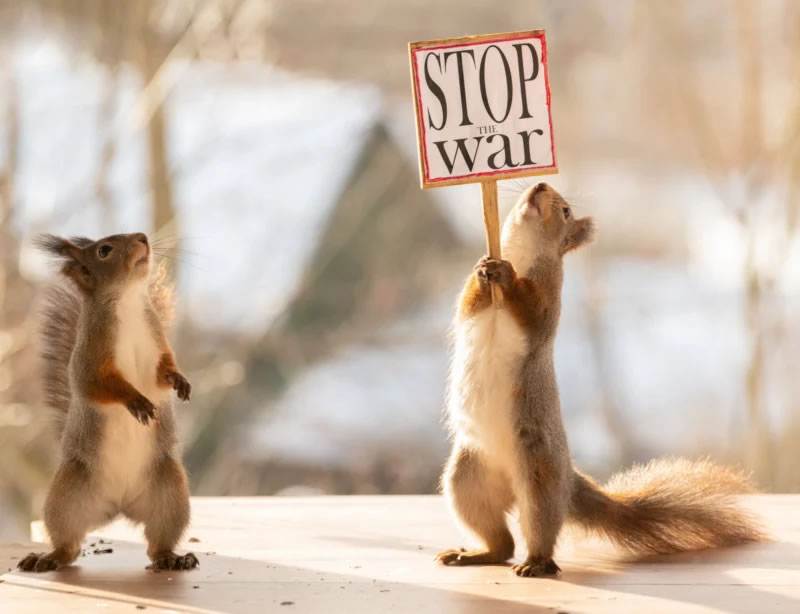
(97, 287, 166, 502)
(447, 307, 528, 472)
(113, 287, 165, 403)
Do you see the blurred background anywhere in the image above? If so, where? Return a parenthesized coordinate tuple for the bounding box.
(1, 0, 799, 539)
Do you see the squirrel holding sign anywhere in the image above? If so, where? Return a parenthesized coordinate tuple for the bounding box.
(437, 183, 764, 577)
(19, 233, 198, 572)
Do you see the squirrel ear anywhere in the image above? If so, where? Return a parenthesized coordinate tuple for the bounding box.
(562, 217, 595, 254)
(35, 234, 86, 261)
(68, 236, 94, 249)
(35, 234, 95, 291)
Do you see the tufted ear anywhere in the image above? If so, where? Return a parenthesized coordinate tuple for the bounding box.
(562, 217, 595, 254)
(69, 236, 94, 249)
(35, 234, 95, 292)
(36, 234, 83, 258)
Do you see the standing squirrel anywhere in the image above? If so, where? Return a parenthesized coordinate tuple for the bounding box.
(437, 183, 764, 577)
(19, 232, 197, 572)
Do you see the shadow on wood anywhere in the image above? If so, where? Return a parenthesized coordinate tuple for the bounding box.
(1, 495, 798, 613)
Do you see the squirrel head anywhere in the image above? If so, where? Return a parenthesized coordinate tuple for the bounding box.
(36, 232, 152, 295)
(502, 182, 594, 268)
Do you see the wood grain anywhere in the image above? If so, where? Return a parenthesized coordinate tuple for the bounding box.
(481, 180, 504, 308)
(408, 29, 546, 51)
(2, 495, 798, 614)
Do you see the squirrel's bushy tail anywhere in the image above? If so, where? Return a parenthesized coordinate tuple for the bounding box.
(569, 457, 766, 554)
(40, 283, 80, 437)
(40, 260, 174, 438)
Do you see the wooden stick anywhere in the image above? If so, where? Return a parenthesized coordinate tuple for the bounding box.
(480, 180, 504, 308)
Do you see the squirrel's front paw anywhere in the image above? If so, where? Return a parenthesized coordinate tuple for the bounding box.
(164, 370, 191, 402)
(475, 258, 514, 290)
(127, 394, 157, 425)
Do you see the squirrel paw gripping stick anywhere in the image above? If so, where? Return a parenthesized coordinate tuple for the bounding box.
(19, 233, 197, 572)
(437, 183, 765, 577)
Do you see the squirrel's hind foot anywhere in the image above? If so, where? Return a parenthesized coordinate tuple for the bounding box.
(510, 557, 561, 578)
(147, 551, 199, 571)
(17, 551, 66, 572)
(436, 547, 510, 566)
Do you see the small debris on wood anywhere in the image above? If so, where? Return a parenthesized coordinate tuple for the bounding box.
(188, 537, 200, 543)
(417, 545, 423, 550)
(380, 589, 390, 593)
(204, 551, 216, 556)
(90, 543, 96, 547)
(136, 607, 146, 610)
(280, 602, 294, 606)
(193, 585, 199, 589)
(93, 548, 113, 555)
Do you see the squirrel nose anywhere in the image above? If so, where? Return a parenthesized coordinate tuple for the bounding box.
(534, 183, 549, 194)
(135, 233, 148, 246)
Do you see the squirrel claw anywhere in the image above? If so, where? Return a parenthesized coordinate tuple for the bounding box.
(166, 371, 191, 402)
(510, 557, 561, 578)
(473, 255, 491, 270)
(475, 258, 514, 289)
(18, 552, 60, 572)
(148, 551, 199, 571)
(127, 395, 157, 425)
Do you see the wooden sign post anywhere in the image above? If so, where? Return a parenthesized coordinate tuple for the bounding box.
(408, 30, 557, 307)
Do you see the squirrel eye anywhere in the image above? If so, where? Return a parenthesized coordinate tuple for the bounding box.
(563, 207, 570, 219)
(98, 244, 113, 259)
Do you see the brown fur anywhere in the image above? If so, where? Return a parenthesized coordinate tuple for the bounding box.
(22, 232, 197, 573)
(40, 258, 175, 436)
(459, 274, 493, 317)
(438, 183, 765, 578)
(570, 458, 764, 554)
(156, 351, 191, 400)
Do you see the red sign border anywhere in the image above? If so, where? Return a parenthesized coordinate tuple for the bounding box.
(409, 30, 557, 189)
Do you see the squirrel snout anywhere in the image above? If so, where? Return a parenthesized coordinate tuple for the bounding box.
(135, 233, 148, 246)
(533, 182, 550, 195)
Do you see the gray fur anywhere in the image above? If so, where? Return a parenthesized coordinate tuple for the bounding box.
(437, 183, 765, 578)
(20, 232, 195, 573)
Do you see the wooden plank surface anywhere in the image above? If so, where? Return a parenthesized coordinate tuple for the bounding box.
(1, 495, 798, 613)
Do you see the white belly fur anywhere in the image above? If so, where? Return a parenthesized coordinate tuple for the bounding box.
(96, 284, 167, 505)
(447, 307, 528, 473)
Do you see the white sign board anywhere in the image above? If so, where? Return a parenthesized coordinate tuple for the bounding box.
(409, 30, 556, 188)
